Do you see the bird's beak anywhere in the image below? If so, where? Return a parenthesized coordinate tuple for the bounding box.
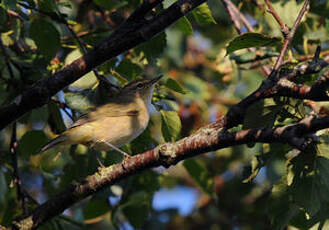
(149, 75, 163, 85)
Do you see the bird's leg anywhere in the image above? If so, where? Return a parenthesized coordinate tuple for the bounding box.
(102, 141, 131, 159)
(96, 156, 105, 168)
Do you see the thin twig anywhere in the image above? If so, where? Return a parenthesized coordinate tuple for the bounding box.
(221, 0, 271, 75)
(264, 0, 289, 36)
(272, 0, 310, 72)
(10, 122, 28, 214)
(0, 37, 15, 79)
(61, 28, 113, 41)
(1, 34, 28, 214)
(7, 9, 24, 21)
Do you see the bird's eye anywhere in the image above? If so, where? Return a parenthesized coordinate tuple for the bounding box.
(136, 83, 144, 89)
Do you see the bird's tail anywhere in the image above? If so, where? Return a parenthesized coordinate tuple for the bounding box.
(37, 135, 66, 154)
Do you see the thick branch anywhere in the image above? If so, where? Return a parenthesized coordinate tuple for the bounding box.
(0, 0, 207, 130)
(9, 113, 329, 229)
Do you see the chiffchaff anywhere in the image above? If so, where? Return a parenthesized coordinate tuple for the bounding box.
(39, 76, 162, 157)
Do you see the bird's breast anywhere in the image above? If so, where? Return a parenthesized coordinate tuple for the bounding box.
(90, 109, 150, 151)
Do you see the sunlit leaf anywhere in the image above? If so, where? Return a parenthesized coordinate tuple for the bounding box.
(160, 110, 181, 142)
(192, 3, 216, 25)
(65, 49, 97, 89)
(175, 16, 193, 35)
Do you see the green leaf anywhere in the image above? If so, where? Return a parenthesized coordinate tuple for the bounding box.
(83, 197, 110, 220)
(0, 6, 8, 32)
(93, 0, 127, 10)
(288, 150, 329, 217)
(64, 92, 93, 113)
(243, 100, 281, 129)
(37, 0, 58, 13)
(325, 19, 329, 35)
(1, 0, 17, 10)
(65, 49, 97, 89)
(160, 110, 181, 142)
(165, 78, 186, 94)
(120, 192, 151, 229)
(0, 171, 7, 204)
(175, 16, 193, 35)
(132, 170, 160, 194)
(1, 33, 14, 46)
(310, 1, 329, 18)
(19, 130, 49, 156)
(293, 172, 322, 216)
(135, 32, 167, 62)
(192, 3, 216, 25)
(226, 33, 281, 54)
(264, 1, 305, 28)
(183, 159, 215, 197)
(316, 157, 329, 192)
(30, 105, 49, 123)
(47, 101, 67, 134)
(129, 125, 157, 153)
(317, 135, 329, 158)
(230, 50, 279, 64)
(115, 59, 143, 80)
(268, 180, 300, 230)
(29, 18, 60, 60)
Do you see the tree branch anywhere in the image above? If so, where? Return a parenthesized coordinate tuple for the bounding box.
(225, 53, 329, 128)
(0, 0, 207, 131)
(9, 111, 329, 229)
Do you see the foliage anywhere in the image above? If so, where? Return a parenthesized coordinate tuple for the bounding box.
(0, 0, 329, 230)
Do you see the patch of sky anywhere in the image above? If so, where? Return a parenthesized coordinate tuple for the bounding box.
(152, 185, 198, 216)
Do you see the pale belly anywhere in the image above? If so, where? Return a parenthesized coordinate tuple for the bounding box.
(67, 114, 149, 151)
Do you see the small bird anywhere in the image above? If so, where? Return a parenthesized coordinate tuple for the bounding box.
(38, 76, 162, 157)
